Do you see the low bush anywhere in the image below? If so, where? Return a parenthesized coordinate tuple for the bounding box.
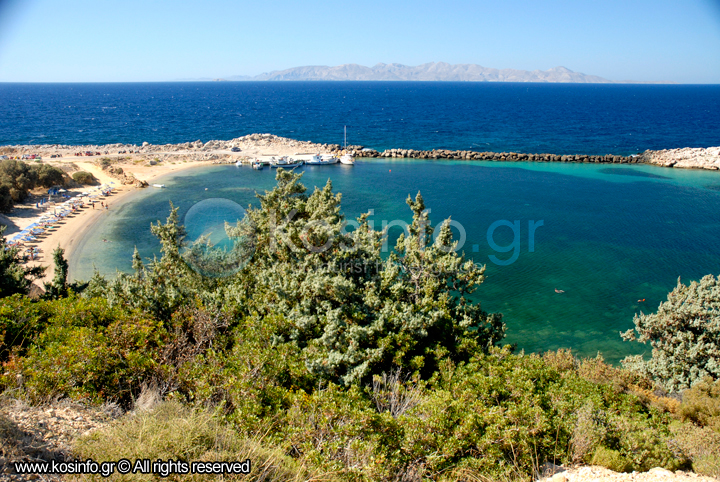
(0, 295, 164, 404)
(71, 171, 97, 185)
(670, 421, 720, 478)
(679, 377, 720, 431)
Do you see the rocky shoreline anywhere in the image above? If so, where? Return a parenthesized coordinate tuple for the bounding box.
(1, 134, 719, 171)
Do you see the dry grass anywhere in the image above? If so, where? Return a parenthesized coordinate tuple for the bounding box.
(73, 401, 331, 481)
(670, 421, 720, 478)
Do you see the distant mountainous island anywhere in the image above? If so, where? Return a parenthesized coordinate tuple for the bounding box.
(211, 63, 670, 83)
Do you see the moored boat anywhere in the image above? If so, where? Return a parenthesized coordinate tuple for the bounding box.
(269, 156, 304, 168)
(252, 160, 264, 170)
(340, 126, 355, 165)
(297, 154, 323, 165)
(305, 154, 324, 165)
(321, 154, 339, 164)
(299, 153, 339, 165)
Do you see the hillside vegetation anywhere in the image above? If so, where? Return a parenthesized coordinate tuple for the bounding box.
(1, 170, 718, 481)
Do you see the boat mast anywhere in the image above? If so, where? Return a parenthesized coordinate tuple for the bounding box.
(344, 126, 347, 150)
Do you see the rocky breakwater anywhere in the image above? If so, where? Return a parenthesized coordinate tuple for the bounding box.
(347, 146, 720, 170)
(353, 148, 641, 164)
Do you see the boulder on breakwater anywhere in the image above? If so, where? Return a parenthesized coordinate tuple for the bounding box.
(344, 145, 719, 170)
(350, 148, 641, 165)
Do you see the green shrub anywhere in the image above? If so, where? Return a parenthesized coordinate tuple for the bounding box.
(32, 164, 65, 188)
(71, 170, 97, 185)
(590, 447, 632, 472)
(0, 184, 13, 212)
(265, 348, 688, 480)
(0, 295, 164, 404)
(622, 274, 720, 392)
(74, 401, 317, 481)
(0, 293, 45, 361)
(0, 160, 37, 202)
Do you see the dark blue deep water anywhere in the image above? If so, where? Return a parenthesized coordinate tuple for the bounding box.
(3, 82, 720, 361)
(1, 82, 719, 154)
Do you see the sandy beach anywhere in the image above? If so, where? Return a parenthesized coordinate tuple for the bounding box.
(4, 160, 220, 288)
(0, 134, 336, 289)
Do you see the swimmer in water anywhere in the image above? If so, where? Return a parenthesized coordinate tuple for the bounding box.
(555, 289, 565, 293)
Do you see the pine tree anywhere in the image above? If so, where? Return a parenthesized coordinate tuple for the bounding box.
(132, 246, 144, 279)
(241, 170, 505, 384)
(43, 245, 69, 299)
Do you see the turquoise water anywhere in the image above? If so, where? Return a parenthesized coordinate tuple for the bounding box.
(70, 160, 720, 362)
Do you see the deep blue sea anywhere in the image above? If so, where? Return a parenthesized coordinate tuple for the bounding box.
(3, 82, 720, 361)
(1, 82, 719, 154)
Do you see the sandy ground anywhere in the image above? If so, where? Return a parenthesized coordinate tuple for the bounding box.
(0, 135, 338, 290)
(1, 158, 218, 288)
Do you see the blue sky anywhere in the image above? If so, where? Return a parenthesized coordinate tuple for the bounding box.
(0, 0, 719, 83)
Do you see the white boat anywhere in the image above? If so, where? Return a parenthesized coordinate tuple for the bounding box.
(252, 161, 264, 170)
(297, 153, 339, 165)
(269, 156, 303, 168)
(152, 184, 165, 188)
(340, 126, 355, 165)
(304, 154, 324, 165)
(321, 154, 339, 164)
(235, 160, 243, 166)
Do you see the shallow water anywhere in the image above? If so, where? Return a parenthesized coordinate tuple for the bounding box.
(70, 159, 720, 362)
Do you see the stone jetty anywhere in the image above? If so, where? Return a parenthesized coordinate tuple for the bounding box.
(345, 146, 720, 170)
(2, 134, 718, 171)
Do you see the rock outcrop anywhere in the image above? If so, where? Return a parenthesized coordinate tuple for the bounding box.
(641, 146, 720, 170)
